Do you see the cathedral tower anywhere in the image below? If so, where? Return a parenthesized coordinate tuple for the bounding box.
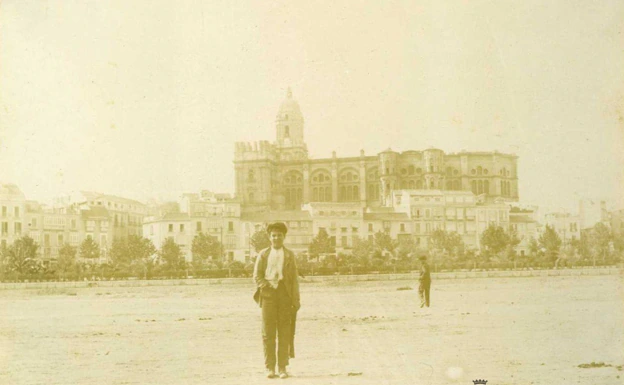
(275, 87, 308, 161)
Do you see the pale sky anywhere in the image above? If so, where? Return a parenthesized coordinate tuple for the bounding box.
(1, 0, 623, 213)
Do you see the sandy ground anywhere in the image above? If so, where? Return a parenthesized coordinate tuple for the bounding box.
(0, 275, 622, 385)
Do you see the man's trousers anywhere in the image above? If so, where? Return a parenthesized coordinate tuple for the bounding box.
(419, 280, 431, 308)
(261, 281, 292, 370)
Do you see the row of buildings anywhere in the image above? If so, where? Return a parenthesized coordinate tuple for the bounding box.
(0, 89, 616, 265)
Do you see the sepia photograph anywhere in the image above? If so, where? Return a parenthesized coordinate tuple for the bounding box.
(0, 1, 623, 384)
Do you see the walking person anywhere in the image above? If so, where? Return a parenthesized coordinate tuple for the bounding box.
(253, 222, 301, 379)
(418, 255, 431, 308)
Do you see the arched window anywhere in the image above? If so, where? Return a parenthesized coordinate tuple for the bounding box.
(338, 168, 359, 202)
(284, 126, 290, 138)
(453, 180, 460, 190)
(446, 167, 453, 176)
(283, 170, 303, 209)
(446, 181, 452, 190)
(408, 180, 415, 189)
(471, 180, 477, 194)
(416, 180, 423, 189)
(477, 166, 483, 176)
(408, 165, 414, 175)
(311, 170, 332, 202)
(248, 169, 255, 182)
(478, 180, 484, 194)
(484, 180, 490, 194)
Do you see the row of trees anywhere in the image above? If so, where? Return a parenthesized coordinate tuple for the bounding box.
(300, 222, 624, 271)
(1, 222, 622, 281)
(0, 232, 233, 281)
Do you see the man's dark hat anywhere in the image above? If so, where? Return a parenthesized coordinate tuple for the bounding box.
(267, 222, 288, 234)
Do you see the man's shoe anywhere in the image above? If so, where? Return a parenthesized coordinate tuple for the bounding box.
(278, 369, 288, 379)
(266, 369, 276, 379)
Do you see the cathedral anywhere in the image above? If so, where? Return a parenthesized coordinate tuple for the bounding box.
(234, 89, 519, 213)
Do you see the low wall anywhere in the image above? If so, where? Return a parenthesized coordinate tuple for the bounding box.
(0, 267, 621, 290)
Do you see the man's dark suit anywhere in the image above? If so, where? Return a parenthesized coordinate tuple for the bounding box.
(253, 247, 300, 371)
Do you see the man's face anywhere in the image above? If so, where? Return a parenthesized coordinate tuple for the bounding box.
(269, 231, 285, 249)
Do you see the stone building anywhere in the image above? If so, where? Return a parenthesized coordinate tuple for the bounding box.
(234, 89, 519, 213)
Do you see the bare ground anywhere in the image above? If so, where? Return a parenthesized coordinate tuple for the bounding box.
(0, 275, 622, 385)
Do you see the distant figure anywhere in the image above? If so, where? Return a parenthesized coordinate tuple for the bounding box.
(418, 256, 431, 308)
(253, 222, 301, 379)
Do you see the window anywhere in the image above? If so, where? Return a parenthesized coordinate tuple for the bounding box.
(341, 236, 348, 247)
(400, 223, 405, 232)
(44, 234, 50, 246)
(14, 207, 19, 218)
(197, 222, 202, 232)
(284, 126, 290, 138)
(383, 221, 391, 231)
(341, 227, 347, 233)
(180, 224, 185, 232)
(71, 219, 76, 229)
(368, 223, 373, 232)
(32, 218, 37, 228)
(70, 233, 78, 245)
(168, 224, 174, 232)
(1, 222, 7, 235)
(14, 222, 22, 234)
(100, 234, 107, 246)
(57, 234, 63, 245)
(228, 221, 234, 231)
(1, 206, 6, 217)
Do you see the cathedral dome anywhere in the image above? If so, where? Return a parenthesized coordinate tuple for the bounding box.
(277, 87, 303, 119)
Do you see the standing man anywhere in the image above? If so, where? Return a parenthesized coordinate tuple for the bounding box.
(253, 222, 301, 379)
(418, 255, 431, 308)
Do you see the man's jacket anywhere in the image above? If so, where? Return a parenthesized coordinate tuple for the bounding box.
(252, 247, 300, 310)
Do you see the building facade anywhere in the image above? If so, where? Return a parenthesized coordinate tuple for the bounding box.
(234, 89, 520, 214)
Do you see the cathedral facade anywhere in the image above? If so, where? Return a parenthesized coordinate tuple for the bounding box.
(234, 89, 519, 213)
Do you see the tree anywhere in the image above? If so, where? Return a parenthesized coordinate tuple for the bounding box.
(430, 230, 465, 262)
(589, 223, 612, 263)
(191, 232, 223, 270)
(351, 236, 374, 267)
(250, 229, 271, 253)
(79, 237, 100, 262)
(159, 237, 185, 275)
(1, 236, 39, 277)
(480, 225, 510, 258)
(538, 225, 562, 265)
(109, 235, 157, 277)
(57, 244, 77, 279)
(308, 228, 334, 261)
(373, 231, 395, 255)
